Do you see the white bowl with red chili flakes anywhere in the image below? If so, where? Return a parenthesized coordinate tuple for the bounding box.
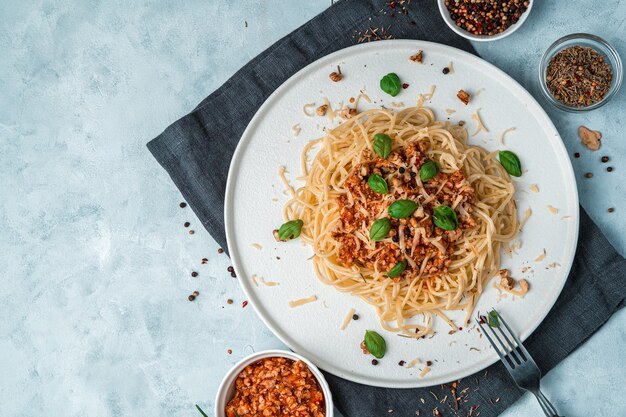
(437, 0, 533, 42)
(216, 350, 333, 417)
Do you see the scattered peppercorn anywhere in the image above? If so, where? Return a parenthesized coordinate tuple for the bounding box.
(227, 349, 232, 354)
(458, 120, 465, 126)
(402, 83, 409, 89)
(445, 0, 530, 36)
(426, 360, 433, 366)
(410, 171, 417, 177)
(601, 156, 609, 163)
(184, 222, 190, 227)
(398, 360, 405, 366)
(399, 167, 405, 174)
(608, 207, 615, 213)
(189, 230, 195, 235)
(188, 294, 195, 301)
(227, 299, 233, 304)
(191, 271, 198, 277)
(371, 359, 378, 365)
(585, 172, 593, 178)
(231, 272, 237, 278)
(352, 314, 359, 320)
(607, 166, 614, 172)
(227, 266, 234, 273)
(179, 202, 187, 208)
(218, 248, 224, 253)
(442, 67, 450, 75)
(201, 258, 208, 264)
(574, 152, 580, 158)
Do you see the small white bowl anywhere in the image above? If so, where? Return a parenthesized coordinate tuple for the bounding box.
(437, 0, 533, 42)
(215, 350, 334, 417)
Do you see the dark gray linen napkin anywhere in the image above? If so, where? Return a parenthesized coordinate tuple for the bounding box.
(147, 1, 626, 415)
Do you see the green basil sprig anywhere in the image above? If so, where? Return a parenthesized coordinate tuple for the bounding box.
(277, 219, 304, 240)
(420, 160, 439, 182)
(195, 405, 209, 417)
(498, 150, 522, 177)
(373, 133, 392, 159)
(433, 205, 458, 231)
(387, 260, 407, 278)
(364, 330, 387, 359)
(370, 218, 391, 241)
(487, 310, 500, 328)
(388, 200, 418, 219)
(368, 174, 389, 194)
(380, 73, 402, 97)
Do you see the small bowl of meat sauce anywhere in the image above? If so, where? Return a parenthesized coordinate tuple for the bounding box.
(215, 350, 333, 417)
(438, 0, 532, 42)
(540, 33, 623, 112)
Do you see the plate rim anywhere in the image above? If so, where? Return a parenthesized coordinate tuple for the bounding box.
(224, 39, 579, 388)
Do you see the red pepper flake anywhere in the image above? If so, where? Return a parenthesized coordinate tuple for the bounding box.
(389, 1, 395, 8)
(242, 300, 248, 308)
(217, 248, 224, 254)
(402, 83, 409, 89)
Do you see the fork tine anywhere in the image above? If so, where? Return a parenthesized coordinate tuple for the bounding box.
(490, 311, 523, 364)
(476, 319, 513, 371)
(495, 310, 530, 361)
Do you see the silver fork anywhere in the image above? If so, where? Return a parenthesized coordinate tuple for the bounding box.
(476, 309, 561, 417)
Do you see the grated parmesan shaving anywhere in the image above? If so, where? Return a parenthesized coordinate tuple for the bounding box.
(419, 367, 431, 378)
(251, 274, 259, 287)
(292, 124, 301, 136)
(520, 207, 532, 230)
(406, 357, 422, 368)
(278, 165, 295, 197)
(499, 127, 516, 144)
(471, 108, 489, 136)
(424, 85, 436, 100)
(561, 215, 571, 220)
(445, 108, 456, 115)
(534, 248, 547, 262)
(302, 102, 316, 117)
(288, 295, 317, 308)
(251, 243, 263, 250)
(547, 205, 558, 214)
(547, 262, 561, 269)
(340, 308, 356, 330)
(530, 184, 539, 193)
(258, 276, 279, 287)
(475, 88, 485, 96)
(447, 61, 454, 74)
(390, 101, 405, 108)
(416, 94, 425, 108)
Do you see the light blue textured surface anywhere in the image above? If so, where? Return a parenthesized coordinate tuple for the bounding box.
(0, 1, 624, 417)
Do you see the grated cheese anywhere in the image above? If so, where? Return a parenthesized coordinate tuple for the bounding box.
(302, 102, 316, 117)
(499, 127, 516, 144)
(471, 108, 489, 136)
(419, 367, 431, 378)
(520, 207, 532, 230)
(445, 108, 456, 115)
(251, 243, 263, 250)
(447, 61, 454, 74)
(534, 248, 547, 262)
(405, 357, 422, 368)
(547, 205, 558, 214)
(288, 295, 317, 308)
(291, 123, 301, 136)
(530, 184, 539, 193)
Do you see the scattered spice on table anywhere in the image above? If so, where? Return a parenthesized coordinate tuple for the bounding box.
(585, 172, 593, 178)
(218, 248, 224, 254)
(191, 271, 198, 277)
(184, 221, 190, 228)
(227, 299, 233, 304)
(179, 202, 187, 208)
(608, 207, 615, 213)
(402, 83, 409, 89)
(188, 291, 199, 301)
(227, 349, 232, 354)
(398, 360, 405, 366)
(607, 166, 614, 172)
(201, 257, 208, 264)
(371, 359, 378, 365)
(356, 26, 393, 43)
(442, 67, 450, 75)
(578, 125, 602, 150)
(426, 360, 433, 366)
(188, 230, 195, 235)
(547, 46, 613, 108)
(329, 66, 342, 82)
(574, 152, 580, 158)
(352, 314, 359, 320)
(445, 0, 529, 36)
(231, 272, 237, 278)
(601, 156, 609, 163)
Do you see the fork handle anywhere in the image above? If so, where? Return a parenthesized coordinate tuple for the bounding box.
(532, 390, 560, 417)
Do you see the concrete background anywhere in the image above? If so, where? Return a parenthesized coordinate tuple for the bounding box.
(1, 1, 625, 416)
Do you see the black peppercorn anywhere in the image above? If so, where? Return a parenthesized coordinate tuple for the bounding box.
(574, 152, 580, 158)
(227, 266, 234, 273)
(231, 272, 237, 278)
(392, 234, 399, 243)
(184, 222, 190, 227)
(191, 271, 198, 277)
(352, 314, 359, 320)
(398, 360, 405, 366)
(607, 166, 613, 172)
(371, 359, 378, 365)
(601, 156, 609, 163)
(399, 167, 406, 174)
(410, 171, 416, 177)
(179, 202, 187, 208)
(442, 67, 450, 74)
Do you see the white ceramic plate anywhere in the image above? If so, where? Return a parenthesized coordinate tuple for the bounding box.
(225, 40, 578, 388)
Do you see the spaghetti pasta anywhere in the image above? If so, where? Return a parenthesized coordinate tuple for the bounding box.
(282, 106, 518, 337)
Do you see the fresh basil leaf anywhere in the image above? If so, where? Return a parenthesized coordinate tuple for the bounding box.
(387, 260, 407, 278)
(433, 205, 458, 231)
(388, 200, 418, 219)
(370, 218, 391, 242)
(368, 174, 389, 194)
(373, 133, 392, 159)
(278, 219, 304, 240)
(364, 330, 387, 359)
(498, 150, 522, 177)
(487, 310, 500, 328)
(380, 73, 402, 97)
(420, 160, 439, 182)
(195, 405, 209, 417)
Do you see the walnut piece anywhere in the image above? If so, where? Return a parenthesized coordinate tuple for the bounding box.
(329, 66, 343, 82)
(410, 50, 423, 63)
(578, 125, 601, 151)
(457, 89, 471, 105)
(316, 104, 328, 116)
(360, 341, 370, 354)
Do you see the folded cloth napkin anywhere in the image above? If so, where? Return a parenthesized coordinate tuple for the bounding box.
(147, 1, 626, 415)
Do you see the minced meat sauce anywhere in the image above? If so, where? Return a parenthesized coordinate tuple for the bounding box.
(333, 141, 476, 280)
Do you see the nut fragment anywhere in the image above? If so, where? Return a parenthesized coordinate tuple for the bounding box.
(578, 125, 601, 151)
(410, 50, 423, 63)
(519, 279, 529, 293)
(360, 341, 370, 354)
(316, 104, 328, 116)
(457, 89, 470, 105)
